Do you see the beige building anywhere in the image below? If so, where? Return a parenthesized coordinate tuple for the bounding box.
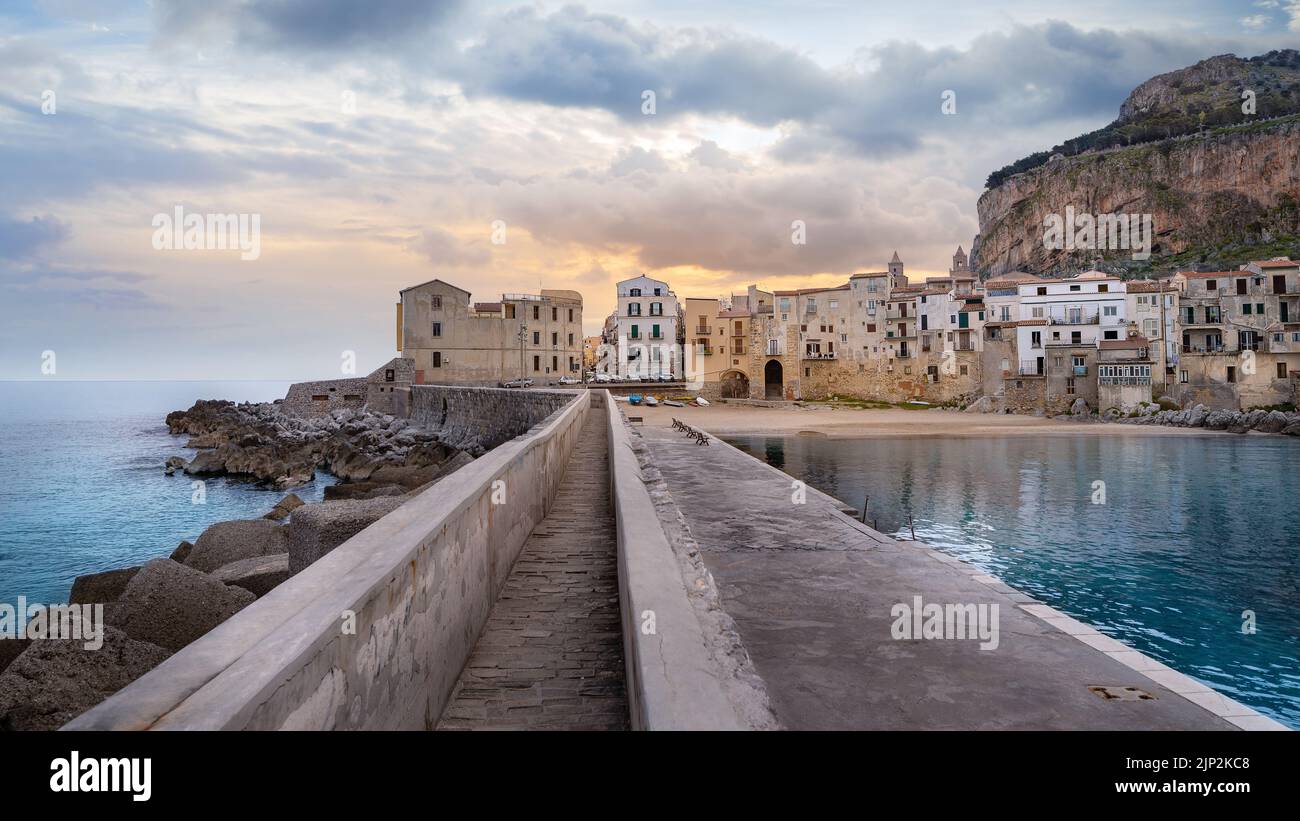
(396, 278, 583, 386)
(1170, 259, 1300, 408)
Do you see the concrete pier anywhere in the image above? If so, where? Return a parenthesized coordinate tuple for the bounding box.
(632, 421, 1285, 731)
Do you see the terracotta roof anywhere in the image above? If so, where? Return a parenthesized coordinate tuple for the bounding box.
(1176, 270, 1239, 279)
(1250, 259, 1297, 268)
(850, 271, 889, 279)
(958, 302, 987, 312)
(1018, 319, 1048, 326)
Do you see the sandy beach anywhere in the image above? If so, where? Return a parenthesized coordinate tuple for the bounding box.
(623, 401, 1230, 438)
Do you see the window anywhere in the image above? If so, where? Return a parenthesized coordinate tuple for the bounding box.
(804, 368, 810, 377)
(431, 295, 442, 309)
(505, 304, 516, 319)
(1098, 284, 1108, 293)
(1036, 287, 1047, 296)
(628, 303, 641, 316)
(533, 306, 540, 320)
(1066, 378, 1076, 395)
(650, 302, 663, 316)
(552, 307, 558, 321)
(569, 308, 574, 322)
(552, 355, 558, 372)
(867, 323, 876, 333)
(630, 288, 642, 297)
(568, 333, 574, 345)
(1244, 303, 1253, 315)
(1207, 280, 1217, 290)
(551, 332, 558, 346)
(1103, 330, 1118, 340)
(1180, 370, 1188, 383)
(432, 352, 442, 368)
(1103, 306, 1117, 316)
(1279, 363, 1289, 379)
(1226, 366, 1236, 383)
(1143, 319, 1158, 337)
(779, 298, 791, 312)
(1256, 303, 1265, 315)
(652, 324, 661, 339)
(532, 331, 540, 345)
(653, 287, 662, 296)
(1031, 307, 1045, 318)
(1031, 331, 1042, 348)
(1069, 284, 1081, 292)
(431, 321, 442, 337)
(630, 324, 639, 339)
(533, 355, 540, 372)
(959, 365, 968, 376)
(829, 299, 838, 309)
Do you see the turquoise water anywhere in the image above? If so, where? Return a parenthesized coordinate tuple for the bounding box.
(0, 381, 334, 605)
(728, 433, 1300, 728)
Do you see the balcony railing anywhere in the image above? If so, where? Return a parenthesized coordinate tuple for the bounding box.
(1072, 365, 1088, 376)
(695, 326, 712, 335)
(1048, 310, 1099, 325)
(1019, 360, 1043, 376)
(1099, 376, 1151, 386)
(1181, 344, 1226, 354)
(803, 351, 838, 360)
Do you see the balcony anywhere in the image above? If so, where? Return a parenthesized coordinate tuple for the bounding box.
(803, 351, 838, 360)
(695, 326, 712, 335)
(1181, 344, 1228, 355)
(1072, 365, 1088, 377)
(1047, 310, 1099, 325)
(1019, 360, 1044, 376)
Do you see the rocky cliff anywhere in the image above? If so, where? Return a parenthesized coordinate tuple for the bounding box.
(973, 51, 1300, 277)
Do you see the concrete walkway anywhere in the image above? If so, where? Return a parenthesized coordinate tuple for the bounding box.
(638, 425, 1258, 731)
(437, 410, 628, 730)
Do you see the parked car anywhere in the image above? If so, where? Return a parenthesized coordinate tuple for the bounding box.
(594, 373, 612, 383)
(502, 378, 533, 388)
(557, 375, 579, 385)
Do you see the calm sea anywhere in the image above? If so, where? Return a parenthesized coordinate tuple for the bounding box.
(0, 381, 334, 606)
(729, 433, 1300, 728)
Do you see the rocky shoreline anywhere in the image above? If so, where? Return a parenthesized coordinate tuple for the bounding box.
(964, 394, 1300, 435)
(0, 399, 473, 731)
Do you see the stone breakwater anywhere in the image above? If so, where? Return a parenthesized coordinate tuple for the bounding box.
(0, 400, 476, 730)
(1111, 404, 1300, 434)
(167, 399, 464, 490)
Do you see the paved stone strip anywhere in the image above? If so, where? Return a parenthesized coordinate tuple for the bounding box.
(437, 410, 628, 730)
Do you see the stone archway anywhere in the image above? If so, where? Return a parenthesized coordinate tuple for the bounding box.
(764, 359, 783, 400)
(719, 370, 750, 399)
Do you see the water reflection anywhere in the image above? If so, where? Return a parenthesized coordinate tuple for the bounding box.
(727, 433, 1300, 728)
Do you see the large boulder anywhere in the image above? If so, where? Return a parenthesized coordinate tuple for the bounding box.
(169, 540, 194, 563)
(1204, 409, 1237, 430)
(183, 448, 227, 475)
(185, 519, 289, 572)
(1255, 410, 1291, 433)
(0, 626, 170, 731)
(1185, 404, 1209, 427)
(287, 497, 407, 575)
(263, 493, 305, 521)
(0, 639, 30, 676)
(68, 565, 141, 605)
(107, 559, 255, 651)
(210, 554, 290, 598)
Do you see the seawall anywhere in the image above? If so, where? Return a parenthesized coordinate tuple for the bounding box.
(65, 389, 589, 730)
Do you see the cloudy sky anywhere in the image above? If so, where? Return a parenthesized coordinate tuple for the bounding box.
(1, 0, 1296, 379)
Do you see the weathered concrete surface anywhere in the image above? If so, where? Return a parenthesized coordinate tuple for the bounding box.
(438, 408, 627, 730)
(410, 385, 575, 455)
(0, 627, 170, 731)
(69, 565, 141, 605)
(185, 519, 289, 573)
(211, 554, 291, 598)
(638, 426, 1282, 730)
(108, 559, 257, 652)
(65, 390, 588, 731)
(286, 496, 406, 575)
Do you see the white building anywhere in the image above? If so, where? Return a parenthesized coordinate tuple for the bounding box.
(1015, 270, 1128, 376)
(614, 275, 680, 379)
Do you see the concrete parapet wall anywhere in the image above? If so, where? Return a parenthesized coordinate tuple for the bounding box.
(411, 385, 576, 455)
(605, 393, 750, 730)
(65, 391, 590, 731)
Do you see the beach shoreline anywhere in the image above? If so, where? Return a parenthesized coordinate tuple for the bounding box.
(625, 402, 1253, 438)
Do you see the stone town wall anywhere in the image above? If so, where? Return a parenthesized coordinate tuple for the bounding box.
(410, 385, 576, 455)
(1004, 377, 1046, 414)
(66, 391, 591, 731)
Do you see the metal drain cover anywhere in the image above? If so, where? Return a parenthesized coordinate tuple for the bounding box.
(1089, 685, 1156, 701)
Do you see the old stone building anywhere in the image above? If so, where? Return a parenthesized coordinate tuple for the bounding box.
(397, 279, 583, 386)
(1170, 260, 1300, 408)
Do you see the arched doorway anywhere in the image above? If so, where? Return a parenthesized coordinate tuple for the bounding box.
(719, 370, 750, 399)
(764, 359, 783, 400)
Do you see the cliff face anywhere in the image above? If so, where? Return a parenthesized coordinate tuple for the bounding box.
(974, 120, 1300, 277)
(973, 50, 1300, 276)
